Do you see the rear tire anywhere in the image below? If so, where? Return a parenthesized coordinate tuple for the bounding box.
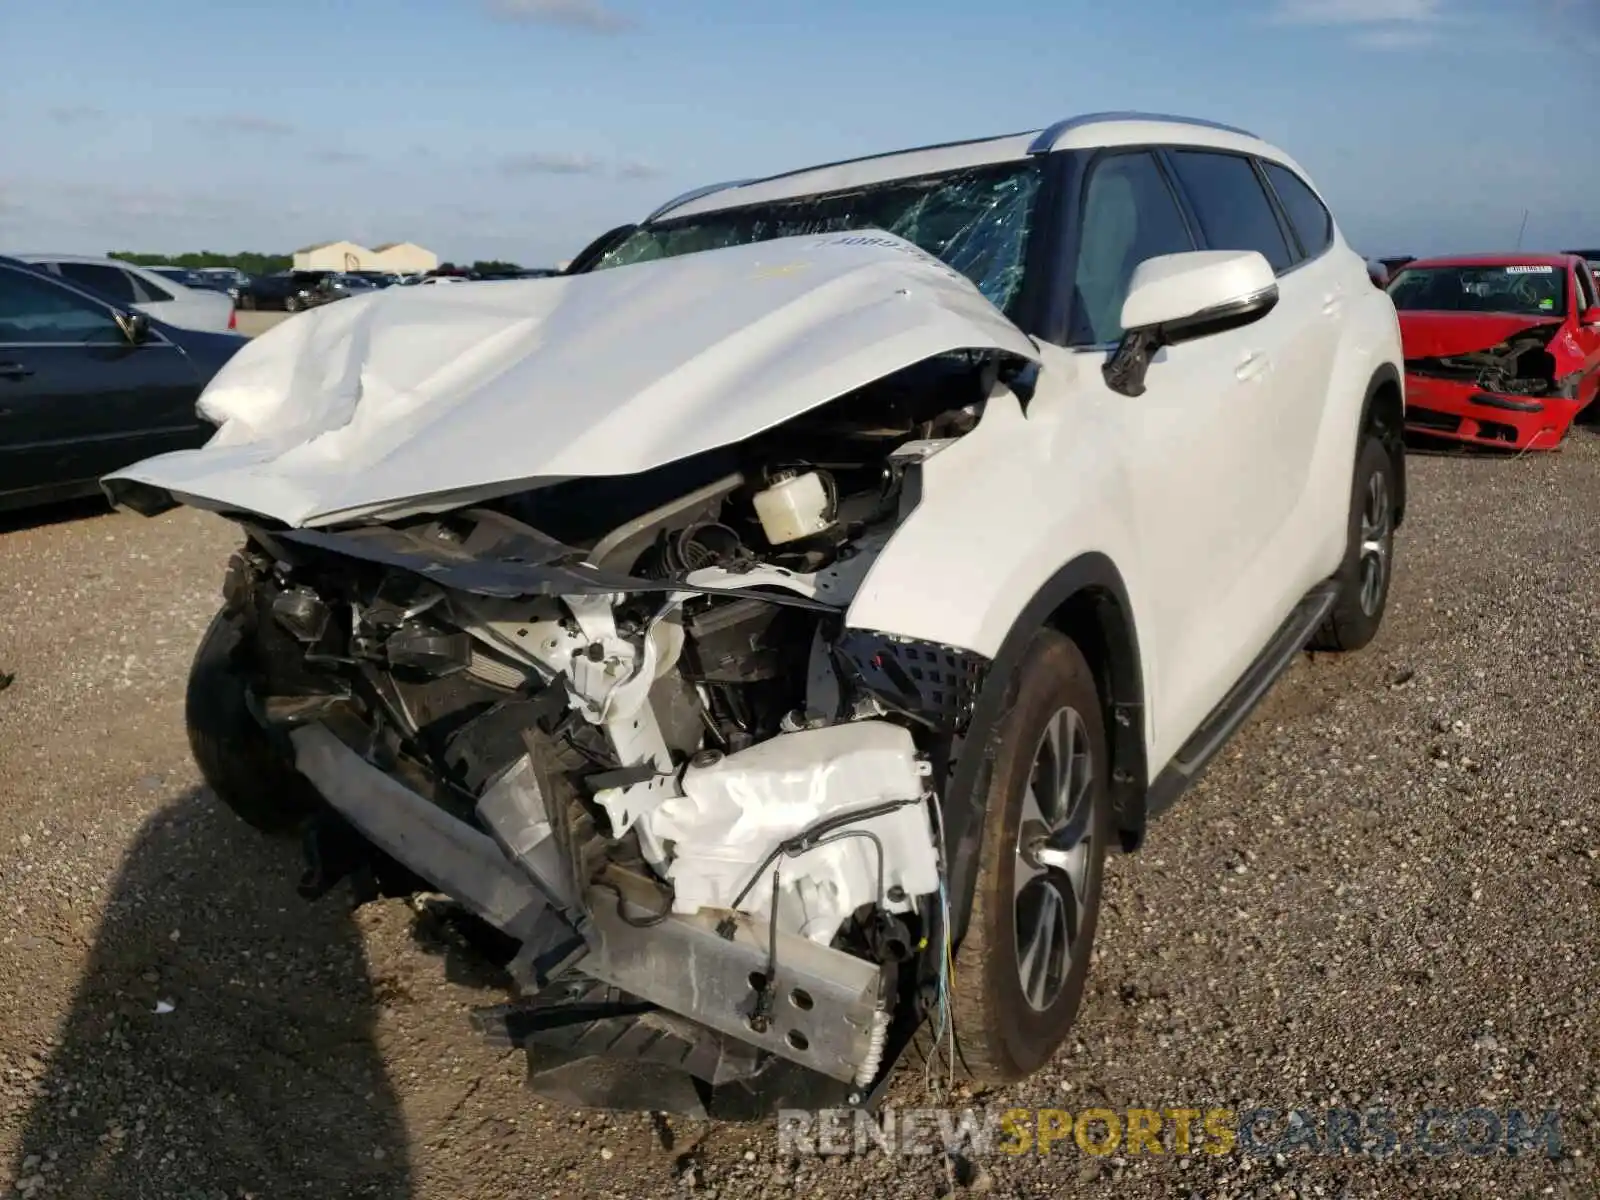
(1310, 432, 1396, 652)
(948, 629, 1111, 1083)
(240, 294, 257, 311)
(186, 610, 320, 836)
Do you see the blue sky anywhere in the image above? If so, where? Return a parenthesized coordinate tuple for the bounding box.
(0, 0, 1595, 265)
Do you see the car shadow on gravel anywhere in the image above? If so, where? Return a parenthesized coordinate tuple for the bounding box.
(9, 789, 413, 1199)
(0, 497, 116, 536)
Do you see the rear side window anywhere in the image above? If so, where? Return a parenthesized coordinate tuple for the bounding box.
(1168, 151, 1293, 274)
(1068, 152, 1196, 345)
(1262, 162, 1334, 259)
(130, 272, 173, 303)
(55, 262, 138, 305)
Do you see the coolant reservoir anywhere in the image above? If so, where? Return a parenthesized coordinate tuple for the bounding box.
(753, 471, 834, 545)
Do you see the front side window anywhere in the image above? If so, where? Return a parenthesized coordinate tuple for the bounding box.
(1168, 150, 1293, 274)
(0, 267, 123, 344)
(1575, 261, 1598, 312)
(591, 162, 1044, 316)
(1068, 152, 1195, 345)
(1262, 161, 1334, 259)
(55, 262, 139, 305)
(1388, 264, 1569, 318)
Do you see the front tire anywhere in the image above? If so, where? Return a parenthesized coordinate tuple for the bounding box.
(283, 296, 300, 314)
(1310, 432, 1396, 652)
(949, 629, 1111, 1083)
(186, 610, 320, 836)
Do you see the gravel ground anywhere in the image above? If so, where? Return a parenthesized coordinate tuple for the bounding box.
(1, 429, 1597, 1200)
(232, 311, 289, 338)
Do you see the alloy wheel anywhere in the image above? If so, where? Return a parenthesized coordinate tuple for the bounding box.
(1358, 469, 1391, 617)
(1013, 705, 1095, 1011)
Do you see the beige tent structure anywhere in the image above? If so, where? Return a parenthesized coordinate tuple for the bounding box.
(292, 240, 440, 273)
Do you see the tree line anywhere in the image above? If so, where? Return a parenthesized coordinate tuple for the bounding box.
(108, 252, 528, 277)
(110, 250, 292, 275)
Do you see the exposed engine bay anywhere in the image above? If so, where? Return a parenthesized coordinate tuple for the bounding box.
(1404, 322, 1568, 398)
(220, 353, 1001, 1108)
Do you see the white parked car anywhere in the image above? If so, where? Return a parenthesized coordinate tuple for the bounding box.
(16, 255, 236, 333)
(105, 113, 1404, 1115)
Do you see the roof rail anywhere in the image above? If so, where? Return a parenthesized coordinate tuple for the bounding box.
(1028, 112, 1258, 154)
(644, 179, 753, 224)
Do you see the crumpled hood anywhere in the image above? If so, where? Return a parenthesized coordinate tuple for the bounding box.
(105, 232, 1038, 528)
(1398, 311, 1562, 360)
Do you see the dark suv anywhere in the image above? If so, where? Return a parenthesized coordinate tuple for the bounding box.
(235, 271, 332, 313)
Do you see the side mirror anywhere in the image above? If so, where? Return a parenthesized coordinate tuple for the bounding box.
(1581, 306, 1600, 327)
(1103, 251, 1279, 397)
(115, 311, 151, 345)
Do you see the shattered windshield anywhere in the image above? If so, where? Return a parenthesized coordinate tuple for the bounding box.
(1388, 265, 1569, 318)
(592, 161, 1043, 315)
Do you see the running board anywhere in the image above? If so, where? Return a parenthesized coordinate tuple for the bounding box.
(1146, 581, 1339, 817)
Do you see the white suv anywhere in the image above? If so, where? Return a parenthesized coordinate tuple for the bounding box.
(108, 113, 1404, 1115)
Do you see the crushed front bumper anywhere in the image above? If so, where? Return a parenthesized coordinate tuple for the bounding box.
(289, 721, 901, 1116)
(1403, 374, 1585, 451)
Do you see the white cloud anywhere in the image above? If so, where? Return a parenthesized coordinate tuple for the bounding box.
(310, 149, 369, 165)
(1269, 0, 1452, 50)
(193, 114, 297, 137)
(497, 151, 667, 179)
(46, 105, 105, 125)
(1351, 25, 1439, 48)
(486, 0, 632, 33)
(1272, 0, 1444, 22)
(499, 150, 608, 176)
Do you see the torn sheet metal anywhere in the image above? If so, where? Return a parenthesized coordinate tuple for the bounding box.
(582, 901, 884, 1084)
(103, 232, 1038, 529)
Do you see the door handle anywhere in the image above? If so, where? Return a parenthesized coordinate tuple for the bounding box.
(0, 363, 34, 381)
(1235, 351, 1272, 383)
(1321, 288, 1345, 316)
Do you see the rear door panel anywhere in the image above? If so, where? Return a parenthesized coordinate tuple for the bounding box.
(0, 265, 209, 505)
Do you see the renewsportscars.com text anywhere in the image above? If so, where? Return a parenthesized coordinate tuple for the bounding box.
(777, 1106, 1563, 1161)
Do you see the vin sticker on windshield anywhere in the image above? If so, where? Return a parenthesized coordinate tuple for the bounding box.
(1505, 265, 1555, 274)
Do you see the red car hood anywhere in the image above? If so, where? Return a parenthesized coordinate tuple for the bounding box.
(1398, 311, 1562, 359)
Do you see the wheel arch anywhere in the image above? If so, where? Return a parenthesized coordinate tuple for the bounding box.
(1361, 362, 1406, 527)
(943, 551, 1149, 945)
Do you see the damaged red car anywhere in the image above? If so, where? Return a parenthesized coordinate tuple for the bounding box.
(1389, 253, 1600, 450)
